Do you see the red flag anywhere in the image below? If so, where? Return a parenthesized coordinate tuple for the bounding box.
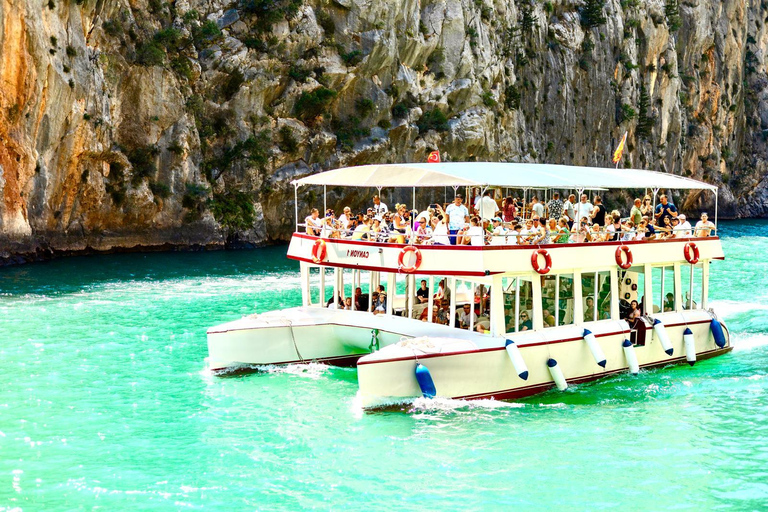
(427, 150, 441, 163)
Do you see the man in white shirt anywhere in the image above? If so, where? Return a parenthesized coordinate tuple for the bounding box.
(531, 197, 545, 219)
(576, 194, 593, 224)
(695, 213, 716, 237)
(445, 195, 469, 244)
(490, 217, 507, 245)
(563, 194, 577, 227)
(479, 191, 498, 222)
(305, 208, 322, 235)
(458, 303, 477, 329)
(372, 195, 388, 219)
(337, 207, 352, 234)
(677, 214, 693, 237)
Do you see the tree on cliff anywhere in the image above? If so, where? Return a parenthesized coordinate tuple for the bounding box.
(580, 0, 606, 28)
(636, 83, 653, 138)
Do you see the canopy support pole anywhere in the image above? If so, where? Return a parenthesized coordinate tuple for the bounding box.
(652, 187, 660, 215)
(294, 183, 299, 232)
(323, 185, 327, 216)
(412, 187, 416, 218)
(714, 189, 719, 235)
(480, 186, 488, 220)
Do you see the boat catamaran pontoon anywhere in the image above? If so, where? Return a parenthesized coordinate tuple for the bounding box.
(207, 163, 731, 408)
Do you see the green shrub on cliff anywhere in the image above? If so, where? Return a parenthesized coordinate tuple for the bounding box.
(136, 41, 165, 66)
(126, 145, 160, 184)
(417, 109, 449, 133)
(665, 0, 681, 32)
(294, 87, 337, 122)
(210, 191, 256, 232)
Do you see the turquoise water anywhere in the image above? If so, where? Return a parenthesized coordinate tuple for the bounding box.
(1, 221, 767, 510)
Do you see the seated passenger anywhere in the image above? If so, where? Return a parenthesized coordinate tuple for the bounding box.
(351, 216, 372, 240)
(695, 213, 715, 237)
(663, 293, 675, 312)
(490, 217, 507, 246)
(519, 311, 532, 331)
(462, 216, 484, 246)
(436, 300, 451, 325)
(458, 304, 476, 329)
(432, 214, 451, 245)
(305, 208, 322, 236)
(555, 217, 570, 243)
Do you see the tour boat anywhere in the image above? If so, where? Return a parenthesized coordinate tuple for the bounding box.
(206, 163, 731, 408)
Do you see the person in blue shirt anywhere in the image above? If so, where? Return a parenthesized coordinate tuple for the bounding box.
(445, 195, 469, 245)
(654, 194, 678, 224)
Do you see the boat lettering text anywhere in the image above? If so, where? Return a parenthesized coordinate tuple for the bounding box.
(346, 249, 370, 259)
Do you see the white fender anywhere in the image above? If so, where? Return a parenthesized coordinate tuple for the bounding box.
(582, 329, 607, 368)
(505, 340, 529, 380)
(683, 328, 696, 366)
(653, 319, 674, 356)
(622, 339, 639, 375)
(547, 358, 568, 391)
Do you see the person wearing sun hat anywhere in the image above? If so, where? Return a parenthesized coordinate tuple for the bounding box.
(678, 214, 692, 237)
(490, 216, 507, 245)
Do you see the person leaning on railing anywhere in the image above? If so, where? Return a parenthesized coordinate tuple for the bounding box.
(695, 213, 715, 237)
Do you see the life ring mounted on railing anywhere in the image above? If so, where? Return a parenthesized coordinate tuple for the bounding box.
(684, 242, 699, 265)
(311, 238, 327, 263)
(615, 245, 633, 269)
(398, 245, 423, 273)
(531, 249, 552, 275)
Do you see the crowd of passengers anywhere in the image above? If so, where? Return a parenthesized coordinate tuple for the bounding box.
(304, 191, 717, 245)
(325, 279, 497, 332)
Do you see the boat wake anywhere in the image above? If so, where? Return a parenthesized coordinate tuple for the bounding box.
(203, 362, 332, 379)
(350, 392, 525, 415)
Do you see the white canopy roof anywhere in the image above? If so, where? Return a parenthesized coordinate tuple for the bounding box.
(292, 162, 717, 191)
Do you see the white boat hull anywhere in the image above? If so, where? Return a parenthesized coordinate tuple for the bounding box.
(356, 311, 731, 408)
(206, 307, 490, 371)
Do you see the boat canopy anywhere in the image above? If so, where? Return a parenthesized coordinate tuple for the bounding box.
(291, 162, 717, 191)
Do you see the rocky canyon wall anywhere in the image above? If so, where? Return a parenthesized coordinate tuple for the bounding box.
(0, 0, 767, 263)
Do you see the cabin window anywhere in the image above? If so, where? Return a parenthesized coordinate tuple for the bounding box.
(651, 266, 676, 313)
(680, 264, 703, 309)
(581, 271, 612, 321)
(541, 274, 575, 327)
(503, 277, 533, 332)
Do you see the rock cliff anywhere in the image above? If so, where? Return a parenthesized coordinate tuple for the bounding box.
(0, 0, 766, 262)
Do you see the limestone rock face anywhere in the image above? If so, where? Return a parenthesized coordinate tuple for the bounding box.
(0, 0, 767, 262)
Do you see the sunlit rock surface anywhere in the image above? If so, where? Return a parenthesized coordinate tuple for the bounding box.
(0, 0, 766, 263)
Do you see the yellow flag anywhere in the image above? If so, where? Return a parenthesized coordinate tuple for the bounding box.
(612, 131, 628, 164)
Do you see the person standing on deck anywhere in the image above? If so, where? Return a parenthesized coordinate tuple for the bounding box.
(478, 190, 499, 222)
(372, 195, 388, 219)
(576, 194, 593, 224)
(445, 195, 469, 245)
(546, 193, 564, 220)
(563, 194, 576, 228)
(630, 198, 643, 226)
(531, 197, 545, 219)
(590, 195, 607, 226)
(654, 194, 678, 225)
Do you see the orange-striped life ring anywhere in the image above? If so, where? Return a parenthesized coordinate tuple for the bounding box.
(531, 249, 552, 275)
(684, 242, 699, 264)
(398, 245, 422, 273)
(615, 245, 633, 269)
(311, 238, 327, 263)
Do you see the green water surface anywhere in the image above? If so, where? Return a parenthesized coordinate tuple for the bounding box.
(1, 221, 767, 510)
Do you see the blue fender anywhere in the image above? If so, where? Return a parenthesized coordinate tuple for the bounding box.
(415, 363, 436, 398)
(711, 319, 727, 349)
